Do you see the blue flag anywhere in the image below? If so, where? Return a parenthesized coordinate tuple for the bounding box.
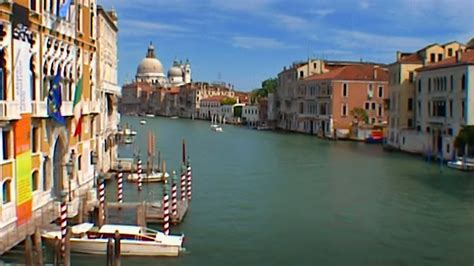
(48, 69, 66, 125)
(59, 0, 72, 18)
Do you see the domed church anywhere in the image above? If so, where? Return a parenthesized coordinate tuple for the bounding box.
(135, 42, 191, 87)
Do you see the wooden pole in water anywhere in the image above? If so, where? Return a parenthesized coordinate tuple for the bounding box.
(117, 163, 124, 204)
(171, 171, 178, 218)
(64, 227, 72, 266)
(53, 237, 61, 266)
(162, 177, 170, 235)
(137, 155, 143, 191)
(182, 139, 186, 164)
(114, 231, 121, 266)
(180, 164, 187, 202)
(186, 158, 192, 201)
(106, 238, 115, 266)
(33, 229, 44, 266)
(25, 234, 34, 266)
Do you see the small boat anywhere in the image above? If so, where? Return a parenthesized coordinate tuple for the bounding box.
(336, 129, 350, 139)
(170, 116, 179, 120)
(124, 136, 133, 145)
(42, 223, 184, 257)
(145, 114, 155, 118)
(140, 119, 147, 125)
(127, 172, 170, 183)
(447, 157, 474, 171)
(365, 130, 383, 144)
(210, 124, 223, 132)
(257, 125, 270, 131)
(123, 128, 137, 136)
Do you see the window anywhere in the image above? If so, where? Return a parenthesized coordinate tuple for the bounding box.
(365, 102, 370, 110)
(77, 155, 82, 171)
(77, 6, 82, 32)
(418, 80, 421, 93)
(461, 74, 466, 90)
(43, 158, 49, 191)
(90, 10, 95, 38)
(31, 126, 39, 153)
(450, 75, 453, 91)
(378, 105, 382, 117)
(371, 118, 376, 124)
(430, 53, 435, 62)
(417, 101, 421, 116)
(371, 102, 376, 110)
(299, 71, 304, 78)
(2, 180, 11, 204)
(408, 72, 414, 83)
(428, 102, 431, 117)
(0, 49, 5, 100)
(341, 104, 348, 117)
(449, 100, 453, 117)
(30, 0, 37, 11)
(32, 171, 39, 191)
(408, 119, 413, 128)
(417, 126, 421, 132)
(368, 84, 374, 98)
(447, 144, 450, 154)
(378, 86, 383, 98)
(313, 63, 317, 69)
(462, 100, 465, 119)
(342, 83, 348, 97)
(2, 129, 11, 160)
(438, 54, 443, 61)
(448, 48, 453, 57)
(428, 78, 431, 92)
(408, 98, 413, 111)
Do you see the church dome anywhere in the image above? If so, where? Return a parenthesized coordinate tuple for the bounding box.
(136, 42, 164, 76)
(168, 65, 183, 77)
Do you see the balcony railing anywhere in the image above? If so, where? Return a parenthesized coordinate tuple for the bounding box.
(32, 101, 48, 118)
(90, 101, 101, 114)
(60, 101, 73, 117)
(42, 12, 75, 38)
(0, 101, 21, 121)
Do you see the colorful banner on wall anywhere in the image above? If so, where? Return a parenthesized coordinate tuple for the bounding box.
(13, 3, 33, 225)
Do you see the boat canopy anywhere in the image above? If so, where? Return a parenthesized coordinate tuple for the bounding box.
(72, 223, 94, 234)
(99, 225, 142, 235)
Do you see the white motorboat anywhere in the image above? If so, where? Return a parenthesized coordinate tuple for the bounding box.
(447, 157, 474, 171)
(127, 172, 169, 183)
(140, 119, 147, 125)
(170, 116, 179, 120)
(42, 223, 184, 257)
(210, 124, 223, 132)
(145, 114, 155, 118)
(123, 128, 137, 136)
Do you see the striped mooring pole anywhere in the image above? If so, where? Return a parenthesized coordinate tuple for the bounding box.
(137, 156, 143, 191)
(60, 198, 67, 257)
(171, 171, 178, 217)
(186, 158, 192, 201)
(180, 164, 187, 201)
(162, 184, 170, 235)
(98, 177, 106, 223)
(117, 171, 123, 204)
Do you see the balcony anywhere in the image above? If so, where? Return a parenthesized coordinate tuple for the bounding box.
(42, 12, 75, 38)
(0, 101, 21, 121)
(101, 81, 121, 96)
(90, 101, 101, 114)
(60, 101, 73, 117)
(31, 101, 48, 118)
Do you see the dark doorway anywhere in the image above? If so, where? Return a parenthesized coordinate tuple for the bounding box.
(52, 137, 65, 199)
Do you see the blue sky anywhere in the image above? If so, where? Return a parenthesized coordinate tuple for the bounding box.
(99, 0, 473, 91)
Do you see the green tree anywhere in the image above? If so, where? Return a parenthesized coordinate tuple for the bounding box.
(220, 97, 237, 105)
(350, 107, 368, 124)
(455, 125, 474, 155)
(233, 106, 243, 117)
(261, 78, 277, 93)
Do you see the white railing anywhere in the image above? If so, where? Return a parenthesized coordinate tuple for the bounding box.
(101, 81, 121, 96)
(32, 101, 48, 118)
(0, 101, 21, 121)
(42, 12, 75, 38)
(60, 101, 73, 116)
(90, 101, 101, 114)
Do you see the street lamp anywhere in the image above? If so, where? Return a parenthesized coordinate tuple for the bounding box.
(91, 151, 98, 187)
(65, 150, 75, 202)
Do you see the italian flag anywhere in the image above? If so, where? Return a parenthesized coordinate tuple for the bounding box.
(73, 77, 83, 137)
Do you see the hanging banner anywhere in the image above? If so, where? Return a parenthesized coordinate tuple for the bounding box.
(12, 3, 33, 225)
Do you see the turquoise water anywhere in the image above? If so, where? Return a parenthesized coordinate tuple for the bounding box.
(2, 115, 474, 265)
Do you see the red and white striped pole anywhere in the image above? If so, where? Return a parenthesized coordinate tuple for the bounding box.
(162, 186, 170, 235)
(60, 199, 67, 257)
(180, 165, 187, 201)
(186, 158, 192, 201)
(98, 177, 106, 223)
(137, 157, 143, 191)
(117, 171, 123, 204)
(171, 171, 178, 217)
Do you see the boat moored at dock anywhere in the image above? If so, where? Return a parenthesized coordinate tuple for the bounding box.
(42, 223, 184, 257)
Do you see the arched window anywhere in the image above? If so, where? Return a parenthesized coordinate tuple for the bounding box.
(30, 56, 36, 101)
(3, 179, 11, 204)
(461, 74, 466, 90)
(32, 171, 39, 191)
(77, 155, 82, 171)
(43, 158, 49, 191)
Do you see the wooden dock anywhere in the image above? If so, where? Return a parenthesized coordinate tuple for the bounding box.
(105, 200, 189, 225)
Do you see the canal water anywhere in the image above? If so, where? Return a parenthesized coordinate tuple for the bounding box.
(2, 115, 474, 265)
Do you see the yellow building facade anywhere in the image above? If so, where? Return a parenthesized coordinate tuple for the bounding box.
(0, 0, 112, 254)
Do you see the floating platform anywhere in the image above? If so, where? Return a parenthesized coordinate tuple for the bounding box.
(105, 200, 189, 225)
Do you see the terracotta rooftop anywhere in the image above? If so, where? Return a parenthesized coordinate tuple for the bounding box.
(398, 53, 423, 64)
(304, 65, 388, 82)
(201, 96, 227, 102)
(123, 82, 155, 93)
(417, 49, 474, 72)
(167, 87, 180, 94)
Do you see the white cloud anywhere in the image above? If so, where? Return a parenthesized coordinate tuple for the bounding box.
(231, 36, 293, 49)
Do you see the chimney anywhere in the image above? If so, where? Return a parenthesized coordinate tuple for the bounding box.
(396, 51, 401, 61)
(374, 65, 379, 80)
(456, 50, 462, 62)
